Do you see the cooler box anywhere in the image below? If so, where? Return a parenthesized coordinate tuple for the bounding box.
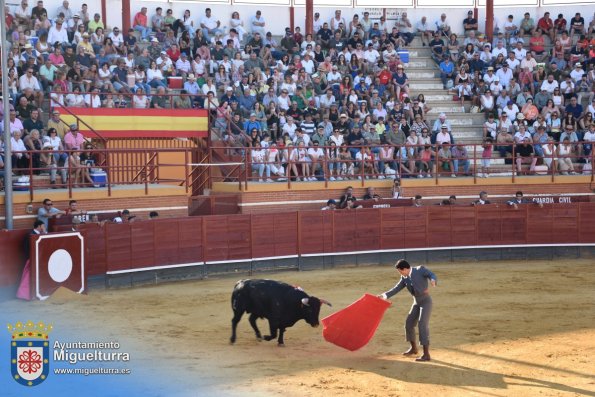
(90, 171, 107, 187)
(168, 76, 183, 89)
(13, 182, 30, 191)
(13, 176, 30, 191)
(397, 50, 409, 64)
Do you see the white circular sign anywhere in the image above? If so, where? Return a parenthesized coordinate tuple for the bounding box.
(48, 249, 73, 283)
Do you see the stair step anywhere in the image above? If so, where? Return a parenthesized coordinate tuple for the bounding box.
(406, 72, 439, 79)
(410, 82, 445, 90)
(423, 95, 455, 101)
(407, 60, 434, 68)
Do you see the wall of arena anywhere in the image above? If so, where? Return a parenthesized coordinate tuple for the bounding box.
(2, 202, 595, 296)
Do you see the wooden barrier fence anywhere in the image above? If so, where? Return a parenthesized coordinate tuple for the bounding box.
(2, 202, 595, 287)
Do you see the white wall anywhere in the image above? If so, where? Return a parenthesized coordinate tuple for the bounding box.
(8, 0, 594, 35)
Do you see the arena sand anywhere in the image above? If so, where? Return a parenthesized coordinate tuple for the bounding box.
(2, 259, 594, 396)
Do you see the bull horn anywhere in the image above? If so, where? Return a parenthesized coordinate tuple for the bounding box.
(301, 298, 309, 306)
(319, 299, 332, 307)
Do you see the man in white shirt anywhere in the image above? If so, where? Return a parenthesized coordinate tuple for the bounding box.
(569, 63, 585, 84)
(312, 12, 323, 34)
(175, 53, 192, 77)
(326, 66, 342, 87)
(108, 26, 124, 47)
(250, 10, 266, 37)
(559, 76, 575, 98)
(319, 89, 336, 110)
(48, 19, 69, 46)
(200, 8, 223, 41)
(330, 9, 346, 32)
(15, 0, 29, 25)
(277, 89, 291, 111)
(490, 77, 503, 96)
(84, 88, 102, 108)
(501, 100, 519, 119)
(495, 63, 513, 88)
(363, 43, 380, 71)
(540, 74, 559, 94)
(506, 52, 520, 73)
(282, 117, 297, 139)
(307, 141, 325, 177)
(18, 68, 44, 107)
(382, 43, 398, 62)
(512, 41, 527, 59)
(491, 40, 507, 58)
(434, 14, 451, 38)
(520, 52, 537, 72)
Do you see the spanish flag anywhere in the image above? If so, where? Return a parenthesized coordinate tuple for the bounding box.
(60, 109, 209, 139)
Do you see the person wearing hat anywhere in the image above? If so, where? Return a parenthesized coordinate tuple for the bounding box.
(570, 62, 585, 84)
(175, 52, 191, 77)
(438, 55, 455, 90)
(321, 199, 337, 211)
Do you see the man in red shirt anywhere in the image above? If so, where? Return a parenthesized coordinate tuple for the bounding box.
(166, 44, 181, 62)
(133, 6, 151, 41)
(537, 12, 554, 41)
(554, 13, 567, 36)
(529, 30, 546, 61)
(5, 5, 14, 29)
(378, 65, 392, 87)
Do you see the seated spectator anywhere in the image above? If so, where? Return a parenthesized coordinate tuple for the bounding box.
(450, 143, 471, 175)
(11, 130, 29, 174)
(558, 137, 577, 174)
(515, 138, 537, 175)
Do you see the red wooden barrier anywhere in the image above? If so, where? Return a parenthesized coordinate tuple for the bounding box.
(3, 203, 595, 288)
(0, 230, 29, 287)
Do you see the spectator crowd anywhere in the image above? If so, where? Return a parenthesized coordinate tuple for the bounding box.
(1, 2, 595, 185)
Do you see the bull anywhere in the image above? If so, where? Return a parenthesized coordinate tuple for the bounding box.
(230, 279, 331, 346)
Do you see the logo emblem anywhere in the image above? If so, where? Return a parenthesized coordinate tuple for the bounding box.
(8, 321, 52, 387)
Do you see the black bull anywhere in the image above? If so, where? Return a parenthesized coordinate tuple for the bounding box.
(230, 279, 332, 346)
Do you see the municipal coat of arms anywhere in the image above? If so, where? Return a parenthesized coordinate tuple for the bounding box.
(8, 321, 52, 386)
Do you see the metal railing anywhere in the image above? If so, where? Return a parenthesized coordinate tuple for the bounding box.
(6, 147, 197, 200)
(200, 141, 595, 189)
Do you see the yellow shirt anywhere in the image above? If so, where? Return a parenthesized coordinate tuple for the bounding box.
(46, 119, 70, 139)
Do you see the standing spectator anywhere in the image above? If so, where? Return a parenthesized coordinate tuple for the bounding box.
(472, 191, 492, 205)
(479, 138, 493, 178)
